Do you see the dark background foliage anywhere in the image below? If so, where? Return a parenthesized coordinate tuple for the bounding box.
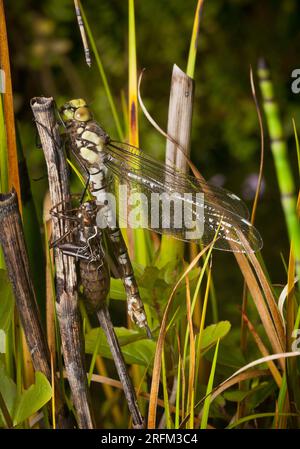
(6, 0, 300, 317)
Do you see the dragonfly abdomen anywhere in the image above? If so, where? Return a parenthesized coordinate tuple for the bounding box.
(107, 227, 151, 336)
(79, 259, 110, 313)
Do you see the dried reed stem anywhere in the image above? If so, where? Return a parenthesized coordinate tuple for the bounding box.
(0, 190, 70, 428)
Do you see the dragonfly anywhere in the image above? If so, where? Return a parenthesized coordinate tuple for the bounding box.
(59, 98, 263, 253)
(58, 98, 263, 335)
(50, 196, 145, 428)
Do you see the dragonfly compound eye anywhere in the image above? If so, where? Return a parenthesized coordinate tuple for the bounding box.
(74, 107, 91, 122)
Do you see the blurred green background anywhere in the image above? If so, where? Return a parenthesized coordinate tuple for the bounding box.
(6, 0, 300, 317)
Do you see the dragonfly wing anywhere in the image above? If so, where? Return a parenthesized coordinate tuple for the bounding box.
(103, 142, 262, 253)
(106, 141, 250, 218)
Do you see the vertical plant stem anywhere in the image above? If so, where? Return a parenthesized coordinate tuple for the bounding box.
(80, 3, 124, 140)
(185, 276, 195, 428)
(128, 0, 139, 148)
(158, 65, 194, 265)
(127, 0, 152, 368)
(0, 0, 21, 206)
(161, 349, 172, 429)
(128, 0, 152, 268)
(148, 250, 204, 428)
(43, 193, 57, 371)
(186, 0, 204, 78)
(257, 59, 300, 281)
(31, 97, 95, 429)
(0, 190, 69, 428)
(96, 306, 145, 428)
(79, 301, 123, 426)
(74, 0, 91, 67)
(0, 94, 8, 193)
(200, 339, 220, 429)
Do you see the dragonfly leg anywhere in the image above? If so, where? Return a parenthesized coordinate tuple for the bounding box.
(49, 225, 80, 249)
(105, 222, 152, 339)
(80, 170, 90, 204)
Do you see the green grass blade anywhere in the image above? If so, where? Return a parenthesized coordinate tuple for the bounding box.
(292, 118, 300, 178)
(186, 0, 204, 78)
(128, 0, 153, 267)
(227, 412, 296, 429)
(128, 0, 139, 147)
(200, 338, 220, 429)
(275, 373, 288, 428)
(161, 349, 172, 428)
(175, 351, 181, 429)
(87, 328, 102, 387)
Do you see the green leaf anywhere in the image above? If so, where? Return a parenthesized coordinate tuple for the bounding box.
(121, 339, 155, 367)
(246, 381, 276, 411)
(0, 361, 16, 427)
(204, 343, 246, 377)
(13, 372, 52, 426)
(109, 278, 127, 301)
(0, 270, 15, 331)
(139, 266, 161, 289)
(85, 326, 156, 367)
(110, 276, 149, 303)
(223, 390, 251, 402)
(200, 321, 231, 353)
(223, 382, 275, 407)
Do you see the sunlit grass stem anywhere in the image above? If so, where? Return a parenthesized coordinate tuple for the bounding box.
(257, 59, 300, 281)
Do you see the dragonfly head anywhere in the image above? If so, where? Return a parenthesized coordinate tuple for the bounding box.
(60, 99, 92, 124)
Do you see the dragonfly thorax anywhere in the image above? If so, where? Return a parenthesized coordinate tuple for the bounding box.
(78, 201, 98, 226)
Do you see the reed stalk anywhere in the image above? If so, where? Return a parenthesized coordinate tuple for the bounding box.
(0, 190, 70, 428)
(157, 65, 194, 266)
(0, 0, 21, 204)
(257, 59, 300, 281)
(31, 97, 95, 429)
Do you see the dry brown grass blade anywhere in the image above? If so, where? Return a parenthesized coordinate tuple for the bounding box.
(235, 231, 284, 355)
(51, 353, 56, 430)
(247, 249, 285, 347)
(21, 328, 35, 387)
(90, 367, 270, 428)
(286, 247, 296, 350)
(241, 311, 282, 387)
(209, 369, 269, 406)
(235, 251, 284, 368)
(147, 246, 210, 428)
(89, 373, 172, 413)
(249, 66, 265, 224)
(43, 192, 56, 368)
(0, 1, 21, 205)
